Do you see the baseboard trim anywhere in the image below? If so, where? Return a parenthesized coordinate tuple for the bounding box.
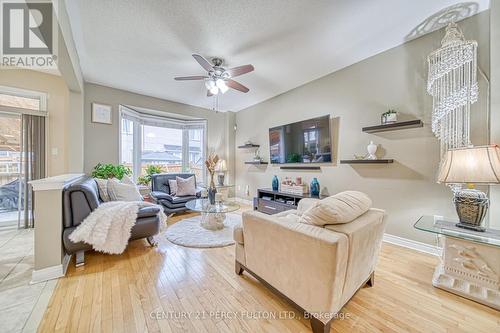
(31, 264, 65, 284)
(383, 233, 441, 256)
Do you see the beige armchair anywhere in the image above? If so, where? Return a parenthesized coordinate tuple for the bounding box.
(233, 198, 386, 333)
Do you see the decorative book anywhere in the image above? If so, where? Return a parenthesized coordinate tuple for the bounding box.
(281, 184, 309, 195)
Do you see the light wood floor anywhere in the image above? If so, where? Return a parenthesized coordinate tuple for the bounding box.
(38, 210, 500, 333)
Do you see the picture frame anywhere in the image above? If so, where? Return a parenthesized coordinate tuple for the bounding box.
(91, 103, 112, 124)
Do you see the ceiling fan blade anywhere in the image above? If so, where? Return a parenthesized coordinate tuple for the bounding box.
(226, 79, 249, 93)
(174, 75, 207, 80)
(227, 64, 254, 77)
(192, 54, 213, 72)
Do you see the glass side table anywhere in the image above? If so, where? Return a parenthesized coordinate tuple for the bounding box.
(414, 215, 500, 310)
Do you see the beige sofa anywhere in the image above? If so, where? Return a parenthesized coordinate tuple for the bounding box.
(233, 196, 386, 333)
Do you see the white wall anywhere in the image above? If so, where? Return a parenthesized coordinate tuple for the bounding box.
(234, 12, 490, 244)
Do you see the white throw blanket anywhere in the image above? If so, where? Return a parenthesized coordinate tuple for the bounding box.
(69, 201, 166, 254)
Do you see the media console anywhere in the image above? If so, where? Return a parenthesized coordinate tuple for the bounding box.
(254, 188, 326, 215)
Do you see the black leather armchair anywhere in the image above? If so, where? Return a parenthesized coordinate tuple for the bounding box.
(150, 173, 203, 214)
(63, 177, 161, 267)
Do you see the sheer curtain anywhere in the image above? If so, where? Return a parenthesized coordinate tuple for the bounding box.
(20, 114, 45, 228)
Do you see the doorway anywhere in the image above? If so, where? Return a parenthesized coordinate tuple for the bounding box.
(0, 112, 22, 228)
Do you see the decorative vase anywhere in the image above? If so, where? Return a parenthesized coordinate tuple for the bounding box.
(310, 178, 320, 197)
(367, 141, 378, 160)
(208, 173, 217, 205)
(272, 175, 279, 191)
(218, 173, 225, 186)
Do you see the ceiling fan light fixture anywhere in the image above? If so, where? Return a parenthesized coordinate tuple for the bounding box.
(175, 54, 254, 97)
(209, 86, 219, 95)
(216, 79, 229, 93)
(205, 79, 216, 90)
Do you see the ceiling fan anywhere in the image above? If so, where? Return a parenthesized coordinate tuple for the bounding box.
(174, 54, 254, 96)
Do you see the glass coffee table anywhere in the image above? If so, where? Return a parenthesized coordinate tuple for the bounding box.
(185, 199, 240, 230)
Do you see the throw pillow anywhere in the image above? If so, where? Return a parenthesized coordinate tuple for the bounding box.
(94, 178, 111, 202)
(121, 175, 135, 185)
(299, 191, 372, 226)
(176, 176, 196, 196)
(297, 198, 320, 215)
(107, 178, 143, 202)
(168, 179, 178, 196)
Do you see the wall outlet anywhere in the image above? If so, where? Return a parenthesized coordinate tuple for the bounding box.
(51, 148, 58, 156)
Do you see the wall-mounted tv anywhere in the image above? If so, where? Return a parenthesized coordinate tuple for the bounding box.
(269, 115, 332, 164)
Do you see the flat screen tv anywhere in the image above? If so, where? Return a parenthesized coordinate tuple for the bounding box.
(269, 115, 332, 164)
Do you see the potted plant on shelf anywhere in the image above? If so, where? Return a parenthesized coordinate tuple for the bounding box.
(381, 109, 397, 124)
(205, 152, 219, 204)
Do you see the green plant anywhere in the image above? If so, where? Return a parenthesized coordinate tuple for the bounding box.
(286, 153, 302, 163)
(137, 164, 164, 186)
(91, 163, 131, 180)
(137, 176, 150, 186)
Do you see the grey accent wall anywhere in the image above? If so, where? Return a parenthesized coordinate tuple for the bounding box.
(67, 91, 84, 172)
(234, 12, 490, 244)
(83, 83, 235, 178)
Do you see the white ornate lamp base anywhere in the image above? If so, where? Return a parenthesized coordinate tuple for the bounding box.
(432, 237, 500, 310)
(200, 212, 226, 231)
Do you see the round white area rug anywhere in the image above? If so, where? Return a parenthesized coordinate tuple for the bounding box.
(164, 213, 241, 248)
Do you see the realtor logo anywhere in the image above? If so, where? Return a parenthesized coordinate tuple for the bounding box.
(1, 0, 57, 69)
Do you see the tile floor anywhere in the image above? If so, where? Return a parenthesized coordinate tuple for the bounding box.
(0, 223, 56, 333)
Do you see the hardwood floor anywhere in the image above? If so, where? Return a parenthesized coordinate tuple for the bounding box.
(38, 210, 500, 332)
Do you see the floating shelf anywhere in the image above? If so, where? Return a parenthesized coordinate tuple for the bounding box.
(245, 161, 268, 165)
(238, 144, 260, 148)
(340, 159, 394, 164)
(362, 120, 423, 133)
(279, 166, 321, 170)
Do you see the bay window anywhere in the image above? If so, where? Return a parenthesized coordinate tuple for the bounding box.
(119, 106, 207, 184)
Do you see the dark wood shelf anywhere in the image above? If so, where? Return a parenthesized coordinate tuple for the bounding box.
(362, 120, 423, 133)
(244, 161, 268, 165)
(340, 159, 394, 164)
(238, 144, 260, 148)
(279, 166, 321, 170)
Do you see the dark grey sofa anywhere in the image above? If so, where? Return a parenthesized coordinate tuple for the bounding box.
(63, 176, 161, 267)
(150, 173, 203, 214)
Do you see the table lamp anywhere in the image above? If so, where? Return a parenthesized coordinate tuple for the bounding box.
(437, 145, 500, 232)
(215, 159, 227, 186)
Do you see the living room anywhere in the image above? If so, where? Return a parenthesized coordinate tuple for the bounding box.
(0, 1, 499, 332)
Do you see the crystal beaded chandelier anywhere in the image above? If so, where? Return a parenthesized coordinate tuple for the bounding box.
(427, 22, 478, 156)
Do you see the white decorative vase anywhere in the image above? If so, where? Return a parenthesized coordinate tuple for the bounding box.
(367, 141, 378, 160)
